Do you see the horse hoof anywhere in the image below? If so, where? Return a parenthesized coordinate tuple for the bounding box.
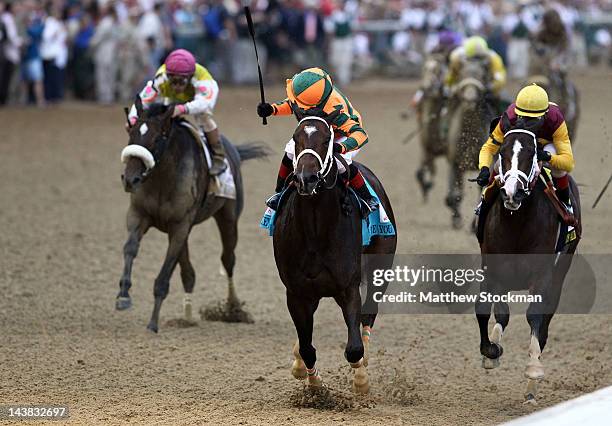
(482, 356, 500, 370)
(523, 393, 538, 405)
(115, 296, 132, 310)
(525, 363, 544, 380)
(146, 322, 159, 334)
(291, 359, 307, 380)
(306, 374, 323, 388)
(353, 366, 369, 394)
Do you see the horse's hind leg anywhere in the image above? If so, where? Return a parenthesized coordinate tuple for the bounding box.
(116, 209, 149, 310)
(336, 284, 368, 394)
(287, 292, 321, 387)
(213, 204, 239, 305)
(178, 242, 196, 321)
(148, 220, 192, 333)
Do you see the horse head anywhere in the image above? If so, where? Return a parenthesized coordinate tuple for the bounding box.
(498, 115, 544, 210)
(121, 97, 174, 192)
(453, 59, 488, 104)
(291, 108, 341, 196)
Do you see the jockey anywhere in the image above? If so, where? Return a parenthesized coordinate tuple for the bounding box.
(256, 67, 377, 214)
(476, 84, 575, 211)
(411, 30, 462, 109)
(127, 49, 226, 175)
(445, 35, 506, 111)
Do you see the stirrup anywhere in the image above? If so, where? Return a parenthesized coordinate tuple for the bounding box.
(266, 192, 282, 210)
(209, 157, 227, 176)
(360, 197, 379, 218)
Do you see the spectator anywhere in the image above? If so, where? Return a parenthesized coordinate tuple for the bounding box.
(0, 1, 22, 105)
(72, 8, 95, 100)
(295, 0, 326, 69)
(137, 1, 168, 69)
(90, 4, 119, 104)
(41, 1, 68, 103)
(21, 0, 45, 107)
(201, 0, 235, 82)
(117, 7, 149, 102)
(325, 0, 358, 87)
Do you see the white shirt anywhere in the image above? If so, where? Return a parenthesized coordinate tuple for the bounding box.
(40, 16, 68, 68)
(1, 12, 22, 64)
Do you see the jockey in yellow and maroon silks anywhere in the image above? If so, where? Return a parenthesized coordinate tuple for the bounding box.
(257, 67, 377, 214)
(476, 84, 575, 210)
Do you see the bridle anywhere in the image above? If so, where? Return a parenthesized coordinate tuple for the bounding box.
(293, 116, 337, 192)
(498, 129, 540, 195)
(121, 117, 175, 178)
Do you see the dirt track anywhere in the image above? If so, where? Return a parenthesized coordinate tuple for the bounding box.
(1, 70, 612, 425)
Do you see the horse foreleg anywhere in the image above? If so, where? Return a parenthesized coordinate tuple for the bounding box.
(116, 209, 149, 310)
(482, 301, 509, 369)
(178, 242, 196, 321)
(336, 285, 368, 394)
(287, 291, 321, 387)
(213, 205, 239, 305)
(446, 162, 463, 229)
(476, 290, 502, 368)
(147, 220, 192, 333)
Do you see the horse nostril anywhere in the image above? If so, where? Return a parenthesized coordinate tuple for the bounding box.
(500, 188, 507, 199)
(132, 176, 142, 186)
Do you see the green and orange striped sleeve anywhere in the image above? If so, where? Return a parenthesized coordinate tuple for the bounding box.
(335, 113, 369, 153)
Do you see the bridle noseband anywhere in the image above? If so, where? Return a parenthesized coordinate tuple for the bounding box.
(498, 129, 540, 195)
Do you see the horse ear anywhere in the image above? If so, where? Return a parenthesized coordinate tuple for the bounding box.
(135, 95, 144, 117)
(161, 105, 174, 131)
(501, 112, 511, 131)
(325, 108, 341, 126)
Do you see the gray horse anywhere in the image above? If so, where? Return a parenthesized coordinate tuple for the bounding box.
(446, 59, 493, 229)
(118, 99, 267, 332)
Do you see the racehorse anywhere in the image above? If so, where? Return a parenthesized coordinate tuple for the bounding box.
(118, 98, 267, 332)
(446, 58, 493, 229)
(477, 118, 581, 402)
(415, 55, 448, 201)
(272, 111, 397, 394)
(528, 41, 580, 142)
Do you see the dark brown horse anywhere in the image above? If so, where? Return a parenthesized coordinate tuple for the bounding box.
(117, 99, 267, 332)
(477, 122, 581, 402)
(272, 113, 397, 394)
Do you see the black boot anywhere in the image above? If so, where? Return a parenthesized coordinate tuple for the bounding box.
(352, 182, 379, 217)
(266, 155, 293, 210)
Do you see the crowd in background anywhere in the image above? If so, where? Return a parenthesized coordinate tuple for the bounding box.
(1, 0, 611, 108)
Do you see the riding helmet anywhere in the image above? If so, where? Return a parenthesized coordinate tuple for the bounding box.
(287, 68, 333, 109)
(515, 84, 550, 117)
(165, 49, 196, 76)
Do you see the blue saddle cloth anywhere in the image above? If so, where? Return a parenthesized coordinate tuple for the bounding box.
(259, 180, 395, 247)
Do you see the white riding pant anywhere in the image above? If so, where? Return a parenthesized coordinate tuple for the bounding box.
(284, 136, 359, 174)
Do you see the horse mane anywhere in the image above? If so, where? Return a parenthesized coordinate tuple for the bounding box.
(146, 103, 171, 118)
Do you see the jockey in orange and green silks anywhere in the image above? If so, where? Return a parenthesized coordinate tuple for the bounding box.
(256, 67, 378, 214)
(127, 49, 226, 175)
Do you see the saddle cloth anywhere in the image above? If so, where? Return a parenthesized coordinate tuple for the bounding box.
(180, 121, 235, 200)
(259, 178, 395, 246)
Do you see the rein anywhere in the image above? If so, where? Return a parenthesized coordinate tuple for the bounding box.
(498, 129, 540, 194)
(121, 118, 176, 178)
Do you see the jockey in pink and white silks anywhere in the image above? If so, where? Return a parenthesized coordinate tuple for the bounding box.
(127, 49, 226, 175)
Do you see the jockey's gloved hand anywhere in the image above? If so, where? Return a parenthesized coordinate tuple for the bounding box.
(257, 103, 274, 118)
(537, 149, 552, 162)
(333, 143, 344, 154)
(476, 166, 490, 187)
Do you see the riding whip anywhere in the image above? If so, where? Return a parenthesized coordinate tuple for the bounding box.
(244, 5, 267, 125)
(592, 171, 612, 209)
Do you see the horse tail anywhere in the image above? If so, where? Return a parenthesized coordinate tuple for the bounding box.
(235, 142, 271, 162)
